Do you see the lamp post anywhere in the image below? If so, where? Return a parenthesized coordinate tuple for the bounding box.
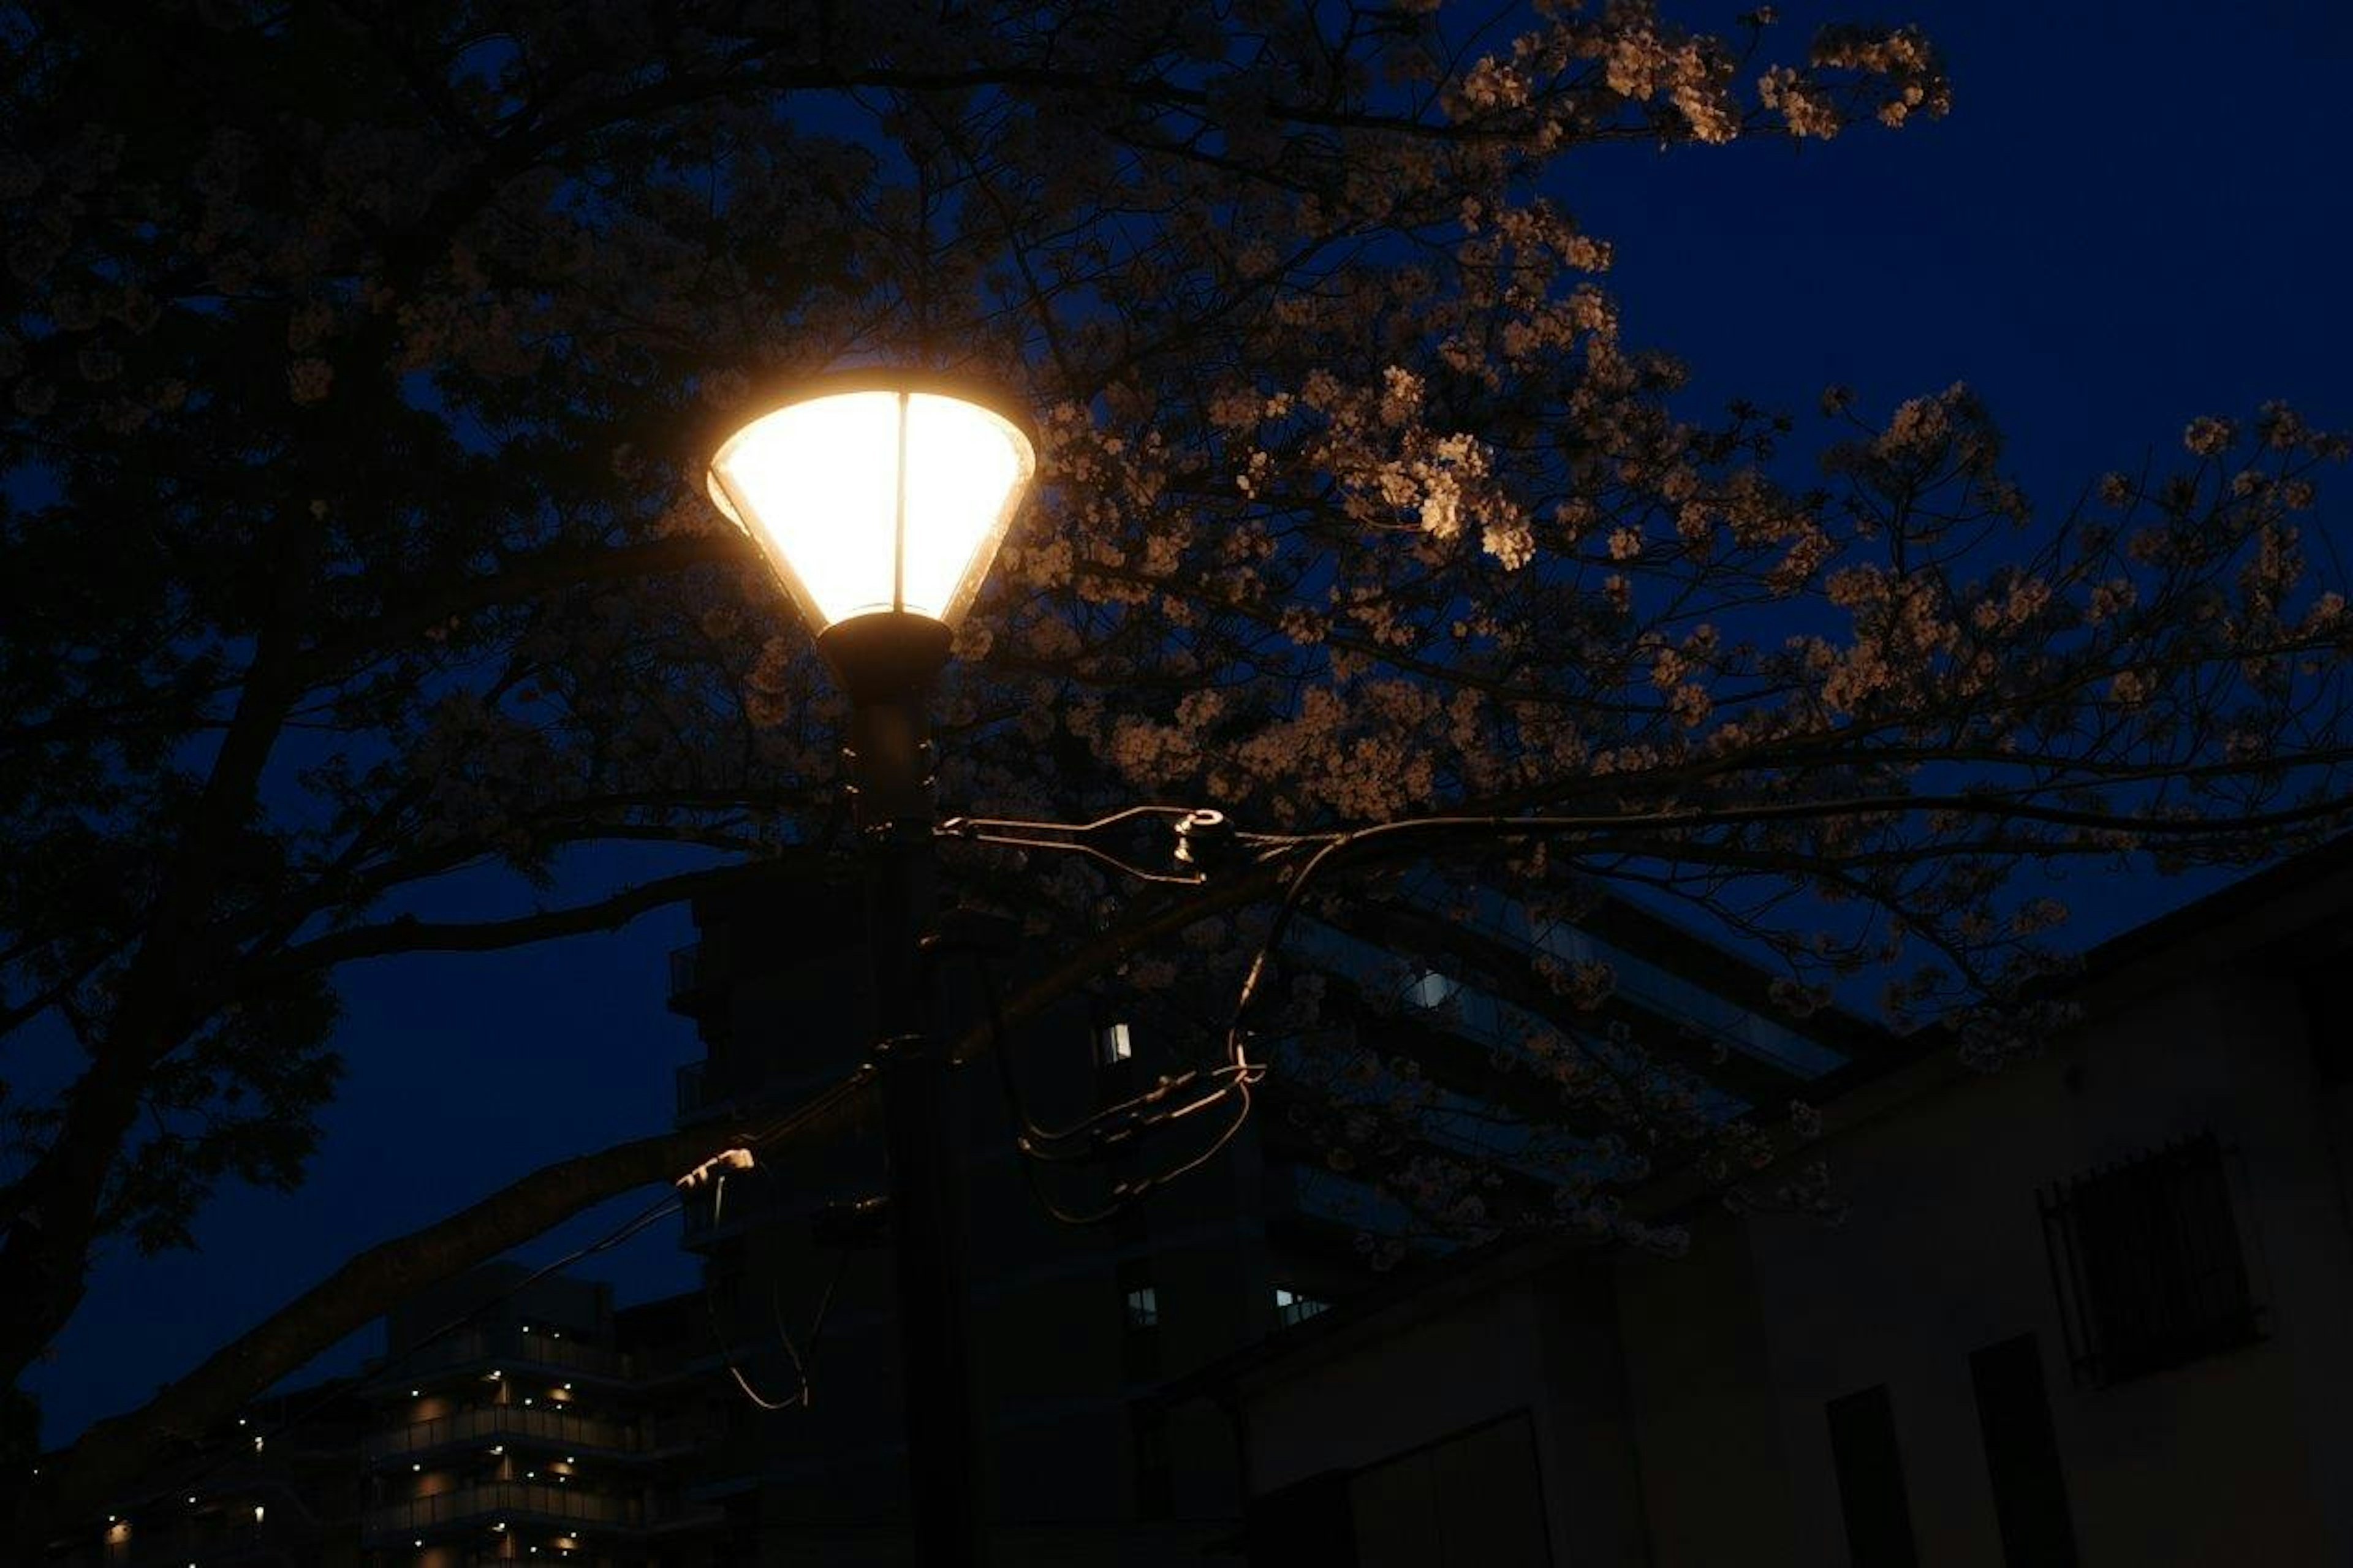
(707, 368, 1036, 1567)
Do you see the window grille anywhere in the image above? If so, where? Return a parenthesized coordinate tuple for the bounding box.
(1123, 1286, 1159, 1330)
(2038, 1130, 2264, 1388)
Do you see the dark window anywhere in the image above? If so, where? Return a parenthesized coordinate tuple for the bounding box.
(1969, 1335, 2077, 1567)
(1131, 1405, 1173, 1519)
(2298, 969, 2352, 1085)
(1825, 1385, 1919, 1568)
(2038, 1130, 2264, 1387)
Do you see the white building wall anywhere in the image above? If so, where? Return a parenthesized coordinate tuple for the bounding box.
(1219, 861, 2353, 1568)
(1645, 926, 2353, 1566)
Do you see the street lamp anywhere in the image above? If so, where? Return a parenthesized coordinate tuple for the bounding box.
(707, 367, 1036, 1568)
(708, 369, 1034, 635)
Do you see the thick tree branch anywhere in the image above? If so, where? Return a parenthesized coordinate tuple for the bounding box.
(9, 1076, 866, 1541)
(255, 855, 841, 979)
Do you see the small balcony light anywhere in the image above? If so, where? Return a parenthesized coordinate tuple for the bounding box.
(707, 369, 1036, 637)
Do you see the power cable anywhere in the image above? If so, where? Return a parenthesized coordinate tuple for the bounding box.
(958, 942, 1259, 1225)
(691, 1159, 856, 1412)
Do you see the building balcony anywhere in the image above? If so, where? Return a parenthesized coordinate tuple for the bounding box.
(363, 1404, 639, 1464)
(360, 1482, 722, 1543)
(381, 1326, 627, 1387)
(668, 937, 731, 1018)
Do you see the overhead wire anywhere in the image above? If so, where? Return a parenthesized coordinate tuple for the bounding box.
(692, 1159, 858, 1412)
(957, 939, 1259, 1225)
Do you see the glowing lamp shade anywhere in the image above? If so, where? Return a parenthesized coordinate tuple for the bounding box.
(707, 376, 1035, 633)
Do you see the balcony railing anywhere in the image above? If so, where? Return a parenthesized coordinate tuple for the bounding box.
(393, 1326, 625, 1382)
(362, 1483, 722, 1540)
(363, 1404, 636, 1461)
(365, 1481, 637, 1535)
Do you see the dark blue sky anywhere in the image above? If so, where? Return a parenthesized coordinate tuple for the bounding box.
(25, 1, 2353, 1444)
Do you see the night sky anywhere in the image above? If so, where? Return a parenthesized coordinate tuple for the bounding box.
(25, 1, 2353, 1445)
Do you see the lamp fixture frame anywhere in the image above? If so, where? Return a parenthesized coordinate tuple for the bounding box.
(705, 364, 1038, 651)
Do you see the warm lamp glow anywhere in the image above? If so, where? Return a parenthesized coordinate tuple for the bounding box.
(707, 373, 1034, 632)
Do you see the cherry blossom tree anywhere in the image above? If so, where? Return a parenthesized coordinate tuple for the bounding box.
(3, 0, 2346, 1536)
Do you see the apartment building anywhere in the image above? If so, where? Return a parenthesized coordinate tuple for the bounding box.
(42, 1267, 739, 1568)
(353, 1267, 738, 1566)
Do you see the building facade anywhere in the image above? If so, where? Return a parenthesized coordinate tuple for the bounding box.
(1188, 843, 2353, 1566)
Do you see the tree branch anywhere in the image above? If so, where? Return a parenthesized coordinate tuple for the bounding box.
(12, 1072, 874, 1541)
(255, 855, 843, 979)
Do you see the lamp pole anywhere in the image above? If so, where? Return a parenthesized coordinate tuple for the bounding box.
(708, 371, 1034, 1568)
(824, 612, 979, 1567)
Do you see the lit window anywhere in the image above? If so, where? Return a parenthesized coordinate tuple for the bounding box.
(1408, 971, 1458, 1010)
(1097, 1022, 1134, 1064)
(1124, 1286, 1159, 1329)
(1274, 1287, 1328, 1327)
